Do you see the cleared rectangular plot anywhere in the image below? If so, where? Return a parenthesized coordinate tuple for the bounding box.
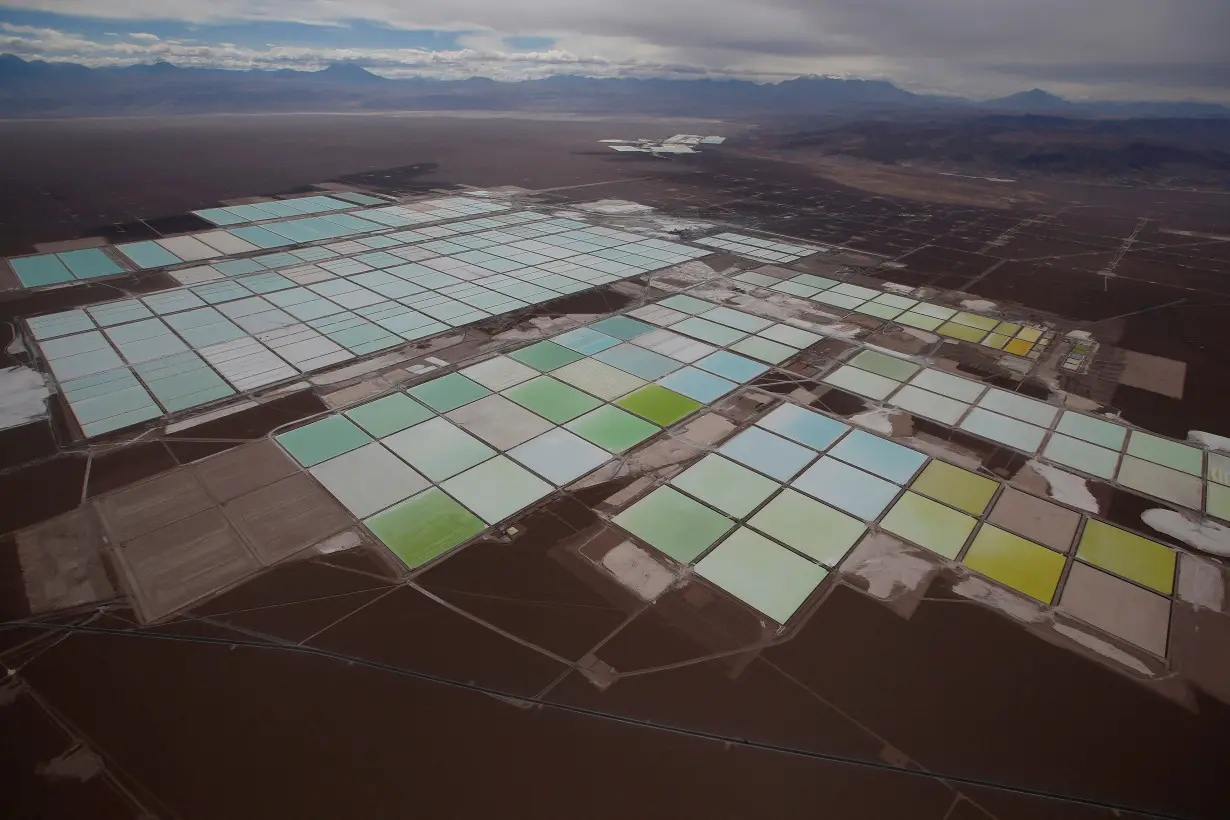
(226, 474, 351, 565)
(1059, 561, 1170, 656)
(111, 507, 260, 622)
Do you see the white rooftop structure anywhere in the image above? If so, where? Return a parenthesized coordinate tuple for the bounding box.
(598, 134, 725, 156)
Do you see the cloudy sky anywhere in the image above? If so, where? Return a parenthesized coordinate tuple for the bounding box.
(0, 0, 1227, 101)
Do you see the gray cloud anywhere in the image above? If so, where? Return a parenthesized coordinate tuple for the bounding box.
(0, 0, 1227, 100)
(989, 60, 1230, 91)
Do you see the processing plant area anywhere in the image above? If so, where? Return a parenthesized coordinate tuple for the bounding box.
(2, 115, 1230, 820)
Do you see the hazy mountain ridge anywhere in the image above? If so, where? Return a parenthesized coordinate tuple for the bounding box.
(0, 55, 1226, 119)
(773, 114, 1230, 187)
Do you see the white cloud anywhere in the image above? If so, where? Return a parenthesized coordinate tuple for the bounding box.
(0, 21, 777, 81)
(0, 0, 1227, 100)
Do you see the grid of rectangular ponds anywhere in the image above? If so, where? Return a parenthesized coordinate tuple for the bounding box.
(695, 231, 826, 263)
(24, 207, 711, 437)
(5, 196, 510, 288)
(190, 192, 386, 225)
(626, 290, 1223, 522)
(734, 270, 1053, 358)
(823, 349, 1224, 521)
(272, 299, 816, 572)
(271, 292, 1187, 657)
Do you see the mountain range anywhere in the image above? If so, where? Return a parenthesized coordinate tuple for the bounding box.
(0, 54, 1226, 119)
(777, 113, 1230, 186)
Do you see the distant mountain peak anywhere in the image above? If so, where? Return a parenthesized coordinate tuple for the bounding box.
(1016, 88, 1067, 101)
(314, 62, 385, 82)
(984, 88, 1072, 110)
(775, 73, 922, 104)
(119, 61, 180, 74)
(786, 73, 864, 84)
